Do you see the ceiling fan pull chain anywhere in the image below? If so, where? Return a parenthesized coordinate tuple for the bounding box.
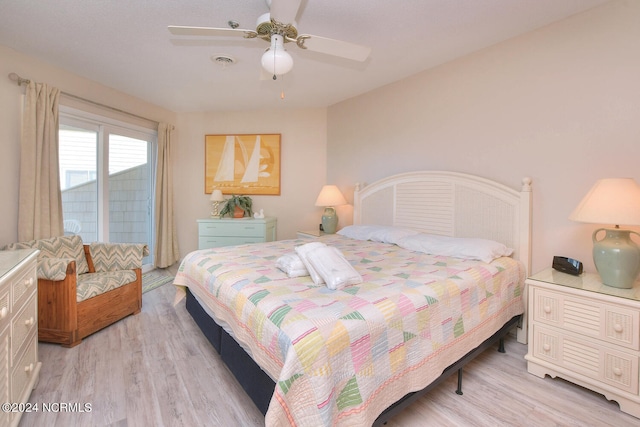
(273, 40, 277, 80)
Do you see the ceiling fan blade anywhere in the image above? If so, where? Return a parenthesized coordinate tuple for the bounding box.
(270, 0, 302, 24)
(298, 35, 371, 62)
(168, 25, 254, 38)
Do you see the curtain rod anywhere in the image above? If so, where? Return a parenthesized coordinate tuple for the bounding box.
(8, 72, 160, 126)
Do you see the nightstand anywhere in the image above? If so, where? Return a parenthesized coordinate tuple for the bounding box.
(296, 230, 325, 239)
(525, 268, 640, 418)
(197, 217, 277, 249)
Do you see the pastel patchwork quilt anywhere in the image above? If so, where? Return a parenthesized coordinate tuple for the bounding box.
(174, 234, 524, 426)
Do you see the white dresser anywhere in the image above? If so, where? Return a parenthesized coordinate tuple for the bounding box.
(0, 249, 40, 427)
(525, 268, 640, 418)
(197, 217, 277, 249)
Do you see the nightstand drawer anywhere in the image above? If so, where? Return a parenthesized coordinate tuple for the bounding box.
(532, 324, 639, 395)
(532, 287, 640, 350)
(199, 221, 265, 237)
(605, 307, 639, 350)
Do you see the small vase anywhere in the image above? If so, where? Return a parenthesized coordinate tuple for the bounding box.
(233, 206, 245, 218)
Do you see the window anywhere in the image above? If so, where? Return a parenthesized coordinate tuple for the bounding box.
(58, 107, 156, 265)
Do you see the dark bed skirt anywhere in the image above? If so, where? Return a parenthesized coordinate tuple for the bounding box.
(185, 288, 521, 425)
(185, 288, 274, 414)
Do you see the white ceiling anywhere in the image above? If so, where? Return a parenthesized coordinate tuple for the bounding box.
(0, 0, 610, 113)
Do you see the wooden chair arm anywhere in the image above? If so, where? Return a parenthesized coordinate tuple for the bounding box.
(83, 245, 95, 273)
(38, 261, 79, 335)
(66, 260, 76, 276)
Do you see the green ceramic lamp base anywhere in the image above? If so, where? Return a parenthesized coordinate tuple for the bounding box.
(321, 207, 338, 234)
(593, 227, 640, 289)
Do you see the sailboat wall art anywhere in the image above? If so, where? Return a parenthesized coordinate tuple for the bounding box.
(205, 134, 281, 195)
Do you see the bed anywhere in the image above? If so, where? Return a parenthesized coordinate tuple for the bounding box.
(174, 171, 533, 426)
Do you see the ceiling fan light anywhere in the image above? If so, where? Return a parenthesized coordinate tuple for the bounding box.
(261, 49, 293, 75)
(261, 34, 293, 76)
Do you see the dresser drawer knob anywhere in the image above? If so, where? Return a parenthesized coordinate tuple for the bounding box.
(24, 317, 35, 327)
(543, 343, 551, 352)
(543, 306, 551, 314)
(0, 307, 7, 319)
(24, 277, 34, 287)
(24, 363, 34, 374)
(613, 323, 623, 333)
(613, 367, 623, 376)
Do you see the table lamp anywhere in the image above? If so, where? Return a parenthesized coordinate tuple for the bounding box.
(210, 189, 225, 218)
(569, 178, 640, 288)
(315, 185, 347, 234)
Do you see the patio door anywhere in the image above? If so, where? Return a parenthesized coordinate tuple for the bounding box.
(58, 110, 156, 265)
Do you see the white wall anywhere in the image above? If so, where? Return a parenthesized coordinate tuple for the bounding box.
(174, 109, 327, 254)
(327, 0, 640, 276)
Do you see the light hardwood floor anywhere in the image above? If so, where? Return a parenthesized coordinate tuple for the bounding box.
(20, 280, 640, 427)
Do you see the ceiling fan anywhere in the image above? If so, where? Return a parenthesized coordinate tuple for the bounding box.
(168, 0, 371, 79)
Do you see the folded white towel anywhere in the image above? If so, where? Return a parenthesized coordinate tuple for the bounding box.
(306, 245, 363, 290)
(276, 253, 308, 278)
(295, 242, 326, 285)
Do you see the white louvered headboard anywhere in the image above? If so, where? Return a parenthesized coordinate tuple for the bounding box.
(353, 171, 532, 344)
(353, 171, 533, 275)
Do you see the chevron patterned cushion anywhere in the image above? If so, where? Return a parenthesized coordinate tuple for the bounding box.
(38, 257, 74, 281)
(76, 270, 137, 302)
(88, 242, 148, 273)
(3, 235, 89, 275)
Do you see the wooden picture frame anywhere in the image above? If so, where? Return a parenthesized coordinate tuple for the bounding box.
(205, 134, 281, 195)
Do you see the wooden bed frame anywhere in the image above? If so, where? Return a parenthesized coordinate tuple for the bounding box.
(184, 170, 533, 423)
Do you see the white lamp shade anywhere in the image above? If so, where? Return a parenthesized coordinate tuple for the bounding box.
(210, 189, 225, 202)
(569, 178, 640, 226)
(261, 34, 293, 76)
(315, 185, 347, 207)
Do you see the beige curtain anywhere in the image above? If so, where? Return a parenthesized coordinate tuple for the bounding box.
(18, 82, 64, 241)
(154, 123, 180, 268)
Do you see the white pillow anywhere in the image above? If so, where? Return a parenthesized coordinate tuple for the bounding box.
(306, 245, 363, 290)
(294, 242, 326, 285)
(397, 233, 513, 263)
(337, 225, 420, 245)
(275, 253, 308, 278)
